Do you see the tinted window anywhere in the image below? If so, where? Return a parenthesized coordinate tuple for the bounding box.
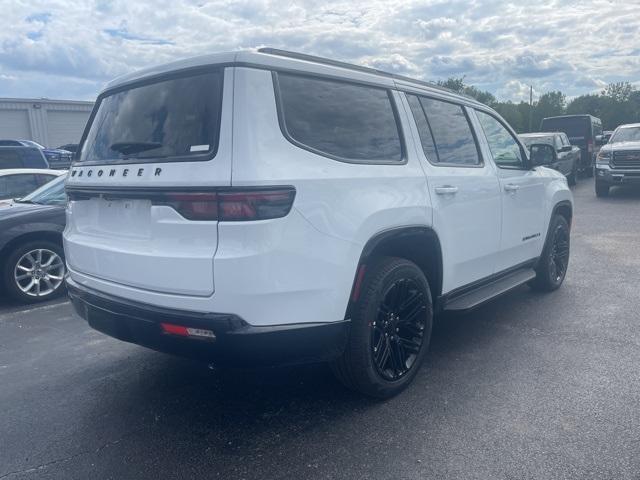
(0, 174, 39, 199)
(418, 97, 480, 165)
(0, 140, 22, 147)
(0, 149, 23, 168)
(81, 70, 223, 163)
(540, 117, 590, 140)
(406, 94, 438, 162)
(277, 73, 402, 162)
(476, 110, 524, 168)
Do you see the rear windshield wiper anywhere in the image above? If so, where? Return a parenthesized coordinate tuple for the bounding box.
(110, 142, 162, 155)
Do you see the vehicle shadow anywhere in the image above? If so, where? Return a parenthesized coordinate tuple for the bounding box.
(606, 184, 640, 199)
(71, 286, 545, 477)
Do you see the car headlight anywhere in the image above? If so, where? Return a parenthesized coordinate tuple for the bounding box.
(596, 150, 612, 164)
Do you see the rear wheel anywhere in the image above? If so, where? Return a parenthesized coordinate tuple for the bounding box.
(530, 215, 570, 292)
(2, 240, 66, 303)
(595, 181, 610, 197)
(332, 257, 433, 398)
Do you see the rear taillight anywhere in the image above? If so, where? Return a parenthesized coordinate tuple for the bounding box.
(159, 187, 295, 221)
(587, 141, 593, 153)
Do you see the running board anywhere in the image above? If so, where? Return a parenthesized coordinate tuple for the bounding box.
(443, 268, 536, 312)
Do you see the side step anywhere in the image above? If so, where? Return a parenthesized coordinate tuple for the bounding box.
(444, 268, 536, 312)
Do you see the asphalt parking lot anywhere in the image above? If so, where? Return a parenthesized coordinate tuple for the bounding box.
(1, 178, 640, 480)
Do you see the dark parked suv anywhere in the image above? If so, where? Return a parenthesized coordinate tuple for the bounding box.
(0, 146, 49, 169)
(540, 115, 603, 176)
(0, 140, 72, 169)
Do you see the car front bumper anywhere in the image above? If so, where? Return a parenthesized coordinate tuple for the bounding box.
(67, 279, 349, 367)
(595, 165, 640, 185)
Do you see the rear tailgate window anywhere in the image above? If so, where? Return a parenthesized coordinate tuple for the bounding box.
(541, 117, 589, 143)
(80, 70, 224, 164)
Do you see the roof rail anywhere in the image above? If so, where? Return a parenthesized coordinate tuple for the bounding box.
(257, 47, 468, 101)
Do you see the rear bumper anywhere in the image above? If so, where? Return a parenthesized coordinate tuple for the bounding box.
(67, 279, 349, 367)
(595, 166, 640, 185)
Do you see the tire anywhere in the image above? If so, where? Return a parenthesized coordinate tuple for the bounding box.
(331, 257, 433, 398)
(530, 215, 570, 292)
(2, 240, 66, 303)
(585, 162, 594, 177)
(567, 164, 577, 186)
(595, 181, 610, 198)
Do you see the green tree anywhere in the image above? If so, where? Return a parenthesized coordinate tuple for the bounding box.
(493, 101, 525, 132)
(533, 91, 566, 129)
(436, 77, 495, 105)
(602, 82, 636, 102)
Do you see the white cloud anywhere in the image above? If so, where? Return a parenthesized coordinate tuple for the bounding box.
(0, 0, 638, 101)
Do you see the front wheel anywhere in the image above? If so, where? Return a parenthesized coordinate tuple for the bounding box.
(530, 215, 570, 292)
(331, 257, 433, 398)
(2, 240, 66, 303)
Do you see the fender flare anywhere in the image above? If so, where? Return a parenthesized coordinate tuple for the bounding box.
(345, 226, 443, 319)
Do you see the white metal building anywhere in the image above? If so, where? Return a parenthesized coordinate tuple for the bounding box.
(0, 97, 94, 148)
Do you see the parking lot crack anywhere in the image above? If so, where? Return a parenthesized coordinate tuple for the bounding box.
(0, 430, 139, 479)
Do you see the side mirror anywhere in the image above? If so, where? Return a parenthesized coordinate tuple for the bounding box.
(559, 145, 572, 153)
(529, 143, 557, 167)
(595, 135, 605, 146)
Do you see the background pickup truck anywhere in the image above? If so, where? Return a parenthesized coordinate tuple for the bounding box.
(519, 132, 581, 185)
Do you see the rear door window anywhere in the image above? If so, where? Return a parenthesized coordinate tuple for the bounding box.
(408, 95, 480, 166)
(276, 73, 403, 162)
(80, 70, 224, 164)
(0, 150, 23, 168)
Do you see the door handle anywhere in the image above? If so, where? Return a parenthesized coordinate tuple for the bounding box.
(434, 185, 459, 195)
(504, 183, 519, 193)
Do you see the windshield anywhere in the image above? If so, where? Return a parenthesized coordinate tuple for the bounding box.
(610, 127, 640, 143)
(520, 135, 555, 148)
(80, 70, 223, 163)
(20, 175, 67, 205)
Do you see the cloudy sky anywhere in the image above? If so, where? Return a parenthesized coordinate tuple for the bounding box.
(1, 0, 638, 102)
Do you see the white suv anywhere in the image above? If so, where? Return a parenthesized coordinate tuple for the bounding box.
(64, 49, 573, 397)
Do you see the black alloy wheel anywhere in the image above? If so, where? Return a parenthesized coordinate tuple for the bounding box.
(371, 278, 428, 381)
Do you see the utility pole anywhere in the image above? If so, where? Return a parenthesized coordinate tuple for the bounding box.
(528, 85, 533, 132)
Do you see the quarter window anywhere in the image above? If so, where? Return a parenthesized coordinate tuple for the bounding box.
(406, 95, 438, 163)
(476, 110, 525, 168)
(276, 73, 403, 162)
(408, 95, 480, 166)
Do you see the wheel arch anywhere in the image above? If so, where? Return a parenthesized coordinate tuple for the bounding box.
(552, 200, 573, 229)
(345, 226, 443, 319)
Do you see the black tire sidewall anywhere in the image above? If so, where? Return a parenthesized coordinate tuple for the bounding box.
(2, 240, 66, 303)
(346, 258, 433, 398)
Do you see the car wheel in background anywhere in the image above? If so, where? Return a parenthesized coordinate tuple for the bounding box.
(331, 257, 433, 398)
(567, 163, 577, 186)
(595, 181, 610, 198)
(2, 240, 66, 303)
(530, 215, 570, 292)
